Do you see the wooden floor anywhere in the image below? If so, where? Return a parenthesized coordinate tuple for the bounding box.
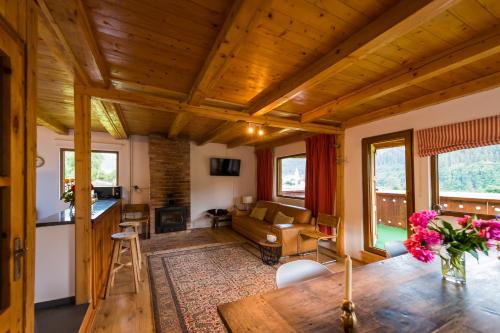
(89, 227, 359, 332)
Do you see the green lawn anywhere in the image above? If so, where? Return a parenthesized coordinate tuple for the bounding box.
(375, 224, 407, 249)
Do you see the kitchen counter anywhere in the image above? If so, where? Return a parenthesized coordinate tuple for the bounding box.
(36, 199, 121, 227)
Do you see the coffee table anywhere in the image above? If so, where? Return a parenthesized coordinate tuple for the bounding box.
(258, 240, 282, 265)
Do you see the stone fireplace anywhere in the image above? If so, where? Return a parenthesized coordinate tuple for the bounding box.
(149, 135, 191, 233)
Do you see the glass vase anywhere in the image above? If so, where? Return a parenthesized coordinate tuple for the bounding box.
(441, 252, 466, 284)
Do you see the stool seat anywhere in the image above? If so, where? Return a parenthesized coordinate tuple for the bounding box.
(111, 231, 137, 241)
(119, 221, 142, 228)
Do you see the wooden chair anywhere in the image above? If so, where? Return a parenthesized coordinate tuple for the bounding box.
(105, 232, 141, 297)
(385, 241, 408, 258)
(276, 259, 331, 288)
(298, 213, 340, 263)
(122, 204, 150, 239)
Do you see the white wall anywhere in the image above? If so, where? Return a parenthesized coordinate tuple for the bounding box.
(273, 141, 306, 207)
(190, 143, 256, 228)
(343, 88, 500, 260)
(36, 126, 149, 218)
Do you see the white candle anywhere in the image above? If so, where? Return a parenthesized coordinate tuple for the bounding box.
(345, 255, 352, 301)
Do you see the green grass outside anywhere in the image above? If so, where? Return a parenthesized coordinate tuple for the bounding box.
(375, 223, 407, 249)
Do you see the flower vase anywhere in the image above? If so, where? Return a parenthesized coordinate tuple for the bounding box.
(69, 203, 75, 215)
(441, 252, 466, 284)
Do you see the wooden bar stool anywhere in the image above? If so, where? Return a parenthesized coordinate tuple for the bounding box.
(105, 232, 141, 298)
(119, 222, 143, 270)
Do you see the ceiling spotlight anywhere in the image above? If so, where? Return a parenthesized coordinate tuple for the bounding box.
(258, 128, 264, 136)
(248, 124, 254, 134)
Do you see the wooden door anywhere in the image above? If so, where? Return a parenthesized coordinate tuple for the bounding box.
(0, 18, 27, 333)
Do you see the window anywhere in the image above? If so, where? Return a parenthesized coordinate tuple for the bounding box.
(276, 154, 306, 199)
(431, 144, 500, 218)
(362, 130, 414, 256)
(61, 149, 119, 192)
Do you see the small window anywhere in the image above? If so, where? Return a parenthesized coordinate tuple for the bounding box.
(431, 144, 500, 218)
(276, 154, 306, 199)
(61, 149, 119, 193)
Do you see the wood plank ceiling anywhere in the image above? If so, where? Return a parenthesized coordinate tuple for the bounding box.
(35, 0, 500, 147)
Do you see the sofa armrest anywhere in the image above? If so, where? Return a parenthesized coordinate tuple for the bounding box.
(271, 223, 315, 256)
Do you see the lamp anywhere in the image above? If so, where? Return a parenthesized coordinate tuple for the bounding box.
(242, 196, 253, 210)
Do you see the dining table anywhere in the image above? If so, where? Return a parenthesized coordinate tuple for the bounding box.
(217, 251, 500, 332)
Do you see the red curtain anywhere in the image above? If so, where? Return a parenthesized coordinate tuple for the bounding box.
(305, 134, 337, 235)
(256, 148, 273, 201)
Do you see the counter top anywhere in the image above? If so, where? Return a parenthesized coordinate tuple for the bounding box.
(36, 199, 121, 227)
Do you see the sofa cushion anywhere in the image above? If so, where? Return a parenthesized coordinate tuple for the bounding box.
(273, 211, 294, 225)
(277, 204, 312, 224)
(249, 207, 267, 220)
(255, 201, 279, 223)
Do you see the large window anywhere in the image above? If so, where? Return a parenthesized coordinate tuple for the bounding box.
(276, 154, 306, 199)
(362, 130, 414, 256)
(431, 144, 500, 218)
(61, 149, 119, 192)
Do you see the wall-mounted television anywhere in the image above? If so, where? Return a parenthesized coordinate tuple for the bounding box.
(210, 158, 241, 176)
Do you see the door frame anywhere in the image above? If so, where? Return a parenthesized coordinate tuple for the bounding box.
(361, 129, 415, 257)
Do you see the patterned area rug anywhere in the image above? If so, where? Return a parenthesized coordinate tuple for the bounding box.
(141, 229, 217, 254)
(148, 242, 276, 333)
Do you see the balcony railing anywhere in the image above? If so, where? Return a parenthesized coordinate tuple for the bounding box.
(376, 190, 500, 231)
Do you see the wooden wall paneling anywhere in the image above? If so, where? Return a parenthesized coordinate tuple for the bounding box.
(79, 86, 344, 134)
(168, 112, 191, 139)
(344, 71, 500, 127)
(302, 27, 500, 122)
(187, 0, 266, 105)
(246, 0, 460, 117)
(74, 84, 92, 305)
(36, 112, 69, 135)
(0, 0, 27, 40)
(25, 4, 37, 329)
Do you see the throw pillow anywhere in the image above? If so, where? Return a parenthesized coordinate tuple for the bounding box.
(250, 207, 267, 221)
(273, 211, 294, 225)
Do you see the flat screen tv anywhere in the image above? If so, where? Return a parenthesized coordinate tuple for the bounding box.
(210, 158, 241, 176)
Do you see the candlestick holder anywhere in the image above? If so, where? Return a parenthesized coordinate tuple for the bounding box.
(340, 299, 358, 333)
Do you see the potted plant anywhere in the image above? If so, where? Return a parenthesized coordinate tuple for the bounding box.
(404, 210, 499, 284)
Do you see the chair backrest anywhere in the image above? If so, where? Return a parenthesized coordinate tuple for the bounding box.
(385, 241, 408, 258)
(317, 214, 340, 233)
(123, 204, 149, 218)
(276, 260, 331, 289)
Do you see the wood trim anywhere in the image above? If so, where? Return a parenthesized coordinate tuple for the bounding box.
(254, 132, 314, 150)
(344, 71, 500, 128)
(276, 153, 306, 200)
(91, 100, 128, 139)
(74, 84, 92, 305)
(168, 113, 191, 139)
(36, 113, 68, 135)
(196, 121, 244, 145)
(0, 177, 10, 187)
(78, 86, 344, 134)
(24, 2, 37, 331)
(362, 130, 414, 257)
(302, 27, 500, 123)
(247, 0, 460, 116)
(187, 0, 266, 105)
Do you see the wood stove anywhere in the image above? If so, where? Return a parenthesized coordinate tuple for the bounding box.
(155, 206, 187, 233)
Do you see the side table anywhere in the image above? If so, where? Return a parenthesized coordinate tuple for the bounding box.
(258, 240, 282, 265)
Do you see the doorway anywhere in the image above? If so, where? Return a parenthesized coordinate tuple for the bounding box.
(362, 130, 415, 256)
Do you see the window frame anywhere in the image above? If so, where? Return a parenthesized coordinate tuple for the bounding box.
(430, 153, 496, 219)
(362, 129, 415, 257)
(276, 153, 306, 200)
(60, 148, 119, 194)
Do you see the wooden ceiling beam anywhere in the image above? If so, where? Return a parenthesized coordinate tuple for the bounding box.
(302, 27, 500, 123)
(168, 113, 192, 139)
(254, 132, 315, 150)
(227, 128, 292, 149)
(78, 86, 344, 135)
(187, 0, 267, 105)
(247, 0, 460, 117)
(344, 71, 500, 128)
(37, 113, 69, 135)
(91, 99, 128, 139)
(197, 121, 245, 145)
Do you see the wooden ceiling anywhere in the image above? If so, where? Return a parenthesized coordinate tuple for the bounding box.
(35, 0, 500, 147)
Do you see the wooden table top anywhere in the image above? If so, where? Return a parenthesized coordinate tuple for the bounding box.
(258, 240, 282, 248)
(218, 252, 500, 333)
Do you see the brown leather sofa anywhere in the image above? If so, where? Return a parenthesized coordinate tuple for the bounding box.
(232, 201, 317, 256)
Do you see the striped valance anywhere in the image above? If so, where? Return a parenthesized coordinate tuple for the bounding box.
(416, 115, 500, 157)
